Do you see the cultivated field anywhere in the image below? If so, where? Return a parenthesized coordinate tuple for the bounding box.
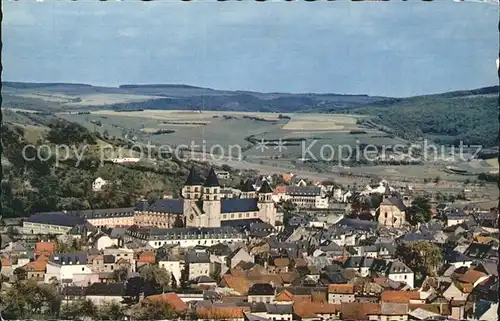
(55, 110, 395, 160)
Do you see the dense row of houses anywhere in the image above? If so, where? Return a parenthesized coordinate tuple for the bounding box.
(1, 175, 498, 321)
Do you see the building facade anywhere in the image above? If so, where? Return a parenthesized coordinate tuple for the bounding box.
(134, 167, 277, 228)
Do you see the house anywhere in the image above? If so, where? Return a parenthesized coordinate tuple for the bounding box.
(270, 257, 290, 274)
(158, 253, 183, 283)
(92, 254, 117, 273)
(44, 252, 93, 283)
(23, 255, 49, 281)
(473, 301, 498, 321)
(440, 282, 468, 301)
(340, 302, 381, 320)
(226, 247, 254, 269)
(385, 260, 415, 289)
(248, 283, 276, 303)
(23, 212, 87, 235)
(250, 303, 293, 321)
(286, 186, 328, 209)
(327, 284, 355, 304)
(196, 302, 250, 320)
(216, 171, 230, 180)
(93, 233, 119, 250)
(272, 185, 287, 203)
(85, 282, 125, 305)
(103, 248, 135, 273)
(293, 301, 341, 320)
(221, 274, 253, 295)
(373, 302, 409, 321)
(343, 256, 374, 277)
(92, 177, 108, 192)
(143, 292, 188, 314)
(185, 250, 211, 280)
(74, 208, 136, 228)
(1, 257, 14, 278)
(447, 210, 469, 227)
(380, 290, 424, 304)
(35, 241, 56, 258)
(129, 226, 245, 249)
(455, 268, 489, 288)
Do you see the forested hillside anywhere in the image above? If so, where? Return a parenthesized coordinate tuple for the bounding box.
(334, 86, 499, 148)
(0, 120, 213, 218)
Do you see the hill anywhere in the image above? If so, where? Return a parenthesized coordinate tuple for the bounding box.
(0, 118, 230, 218)
(328, 86, 499, 148)
(1, 81, 388, 113)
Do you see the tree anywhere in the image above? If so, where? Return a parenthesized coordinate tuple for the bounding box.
(407, 196, 432, 225)
(13, 267, 27, 281)
(2, 280, 61, 319)
(433, 176, 441, 184)
(281, 199, 296, 213)
(139, 265, 171, 295)
(396, 241, 443, 280)
(60, 299, 97, 320)
(6, 226, 20, 238)
(210, 264, 222, 283)
(123, 275, 144, 305)
(112, 267, 129, 282)
(370, 194, 382, 209)
(98, 301, 125, 320)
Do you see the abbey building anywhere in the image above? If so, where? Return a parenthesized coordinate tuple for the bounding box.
(134, 167, 277, 228)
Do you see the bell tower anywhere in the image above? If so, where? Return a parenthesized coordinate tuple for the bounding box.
(202, 168, 222, 227)
(240, 179, 257, 199)
(183, 166, 204, 227)
(258, 180, 276, 226)
(182, 166, 203, 200)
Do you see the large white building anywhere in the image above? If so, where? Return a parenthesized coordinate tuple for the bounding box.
(134, 167, 277, 228)
(125, 226, 245, 249)
(44, 252, 94, 284)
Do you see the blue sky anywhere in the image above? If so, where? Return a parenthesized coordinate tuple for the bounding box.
(2, 1, 498, 97)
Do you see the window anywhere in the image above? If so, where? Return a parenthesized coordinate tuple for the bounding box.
(384, 212, 388, 218)
(82, 267, 85, 271)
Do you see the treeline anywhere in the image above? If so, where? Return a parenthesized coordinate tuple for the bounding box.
(343, 95, 498, 148)
(0, 122, 198, 218)
(478, 172, 499, 183)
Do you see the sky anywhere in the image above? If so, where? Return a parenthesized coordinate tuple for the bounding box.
(2, 1, 498, 97)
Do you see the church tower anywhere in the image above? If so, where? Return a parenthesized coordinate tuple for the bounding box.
(240, 179, 257, 199)
(182, 166, 203, 200)
(202, 168, 222, 227)
(183, 166, 204, 228)
(257, 180, 276, 226)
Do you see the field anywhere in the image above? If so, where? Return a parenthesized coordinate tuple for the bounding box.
(51, 110, 402, 161)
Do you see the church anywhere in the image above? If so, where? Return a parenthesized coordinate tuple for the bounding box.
(134, 167, 277, 228)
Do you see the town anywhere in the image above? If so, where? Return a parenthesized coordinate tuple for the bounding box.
(1, 166, 498, 321)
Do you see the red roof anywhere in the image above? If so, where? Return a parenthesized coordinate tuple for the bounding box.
(24, 255, 48, 272)
(137, 251, 156, 264)
(35, 242, 56, 256)
(146, 293, 188, 312)
(380, 291, 421, 303)
(328, 284, 355, 294)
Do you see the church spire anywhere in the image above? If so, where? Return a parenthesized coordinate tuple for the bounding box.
(203, 167, 220, 187)
(185, 166, 203, 186)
